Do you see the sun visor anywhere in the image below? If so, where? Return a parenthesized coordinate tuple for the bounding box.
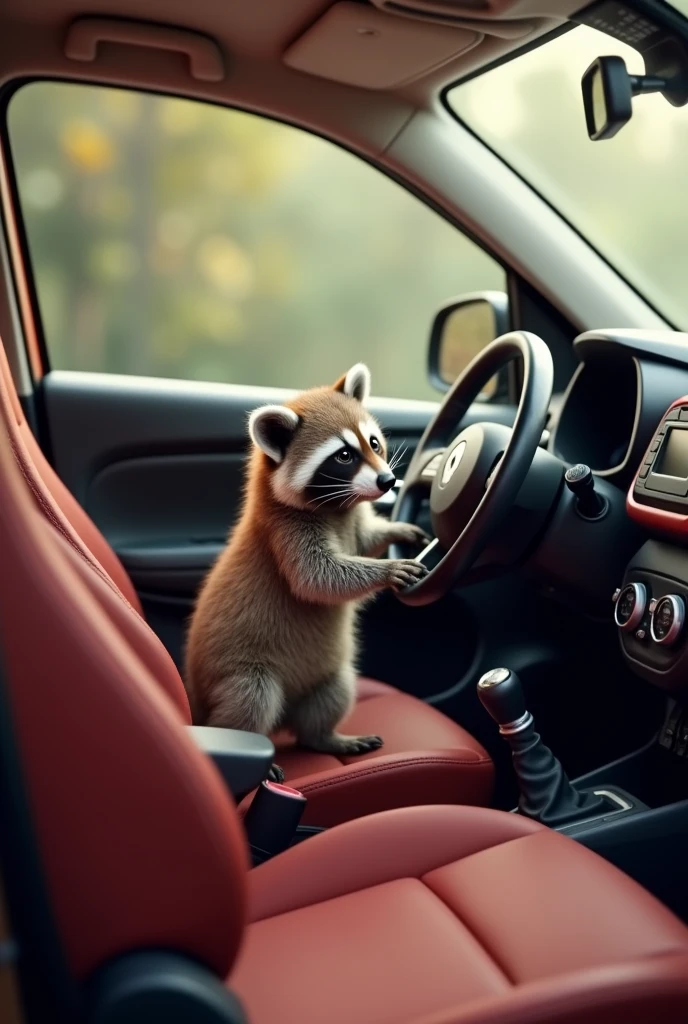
(283, 1, 482, 88)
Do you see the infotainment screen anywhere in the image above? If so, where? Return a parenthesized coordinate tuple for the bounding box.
(656, 427, 688, 478)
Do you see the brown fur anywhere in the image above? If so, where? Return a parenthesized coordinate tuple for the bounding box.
(184, 369, 429, 758)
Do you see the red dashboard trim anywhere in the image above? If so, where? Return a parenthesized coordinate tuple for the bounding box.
(626, 394, 688, 535)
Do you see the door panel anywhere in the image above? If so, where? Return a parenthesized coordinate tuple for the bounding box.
(43, 371, 442, 502)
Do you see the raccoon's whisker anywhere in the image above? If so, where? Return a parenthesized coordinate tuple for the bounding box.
(319, 472, 352, 483)
(308, 490, 354, 509)
(312, 498, 349, 511)
(389, 444, 407, 472)
(308, 489, 351, 502)
(309, 498, 346, 510)
(388, 441, 406, 465)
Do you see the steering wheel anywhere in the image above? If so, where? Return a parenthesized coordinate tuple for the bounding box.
(390, 331, 553, 606)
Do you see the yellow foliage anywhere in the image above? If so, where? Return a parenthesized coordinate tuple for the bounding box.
(61, 119, 115, 173)
(196, 236, 255, 299)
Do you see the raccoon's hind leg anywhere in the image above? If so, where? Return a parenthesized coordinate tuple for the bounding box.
(204, 667, 285, 782)
(287, 665, 383, 757)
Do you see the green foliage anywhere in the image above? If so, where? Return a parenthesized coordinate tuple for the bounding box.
(8, 83, 505, 401)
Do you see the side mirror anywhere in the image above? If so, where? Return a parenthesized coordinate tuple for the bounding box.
(428, 291, 509, 395)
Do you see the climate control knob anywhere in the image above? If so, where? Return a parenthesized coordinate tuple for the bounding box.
(650, 595, 685, 646)
(614, 582, 647, 631)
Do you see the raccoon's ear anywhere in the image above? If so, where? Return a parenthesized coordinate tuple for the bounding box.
(248, 405, 300, 464)
(333, 363, 371, 404)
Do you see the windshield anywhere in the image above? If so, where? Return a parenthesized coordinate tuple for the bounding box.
(447, 22, 688, 328)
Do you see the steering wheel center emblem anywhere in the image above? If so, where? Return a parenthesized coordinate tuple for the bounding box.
(440, 440, 467, 488)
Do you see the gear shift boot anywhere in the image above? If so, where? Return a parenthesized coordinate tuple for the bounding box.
(505, 714, 607, 827)
(478, 668, 607, 827)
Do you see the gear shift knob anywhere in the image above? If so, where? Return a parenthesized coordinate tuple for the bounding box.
(477, 665, 608, 827)
(477, 667, 527, 728)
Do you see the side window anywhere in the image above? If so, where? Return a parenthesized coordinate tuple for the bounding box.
(8, 82, 506, 402)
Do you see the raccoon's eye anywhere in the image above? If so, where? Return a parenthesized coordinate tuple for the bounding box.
(370, 436, 381, 453)
(336, 449, 353, 464)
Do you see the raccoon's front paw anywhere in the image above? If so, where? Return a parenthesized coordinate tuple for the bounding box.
(390, 523, 432, 549)
(300, 732, 383, 756)
(386, 558, 429, 591)
(268, 763, 285, 783)
(337, 734, 384, 756)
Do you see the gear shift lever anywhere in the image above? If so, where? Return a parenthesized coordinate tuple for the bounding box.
(478, 668, 607, 827)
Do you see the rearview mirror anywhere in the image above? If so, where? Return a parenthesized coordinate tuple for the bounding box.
(428, 292, 508, 395)
(581, 55, 669, 141)
(581, 56, 634, 141)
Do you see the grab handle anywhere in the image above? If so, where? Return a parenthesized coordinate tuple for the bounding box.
(64, 18, 225, 82)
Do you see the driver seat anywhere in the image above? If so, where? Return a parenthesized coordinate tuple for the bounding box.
(0, 341, 493, 825)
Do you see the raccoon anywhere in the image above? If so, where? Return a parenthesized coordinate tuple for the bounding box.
(184, 363, 429, 768)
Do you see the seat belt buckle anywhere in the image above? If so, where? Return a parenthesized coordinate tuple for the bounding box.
(243, 780, 306, 866)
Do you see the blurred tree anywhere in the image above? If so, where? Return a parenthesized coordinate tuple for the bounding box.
(9, 80, 505, 401)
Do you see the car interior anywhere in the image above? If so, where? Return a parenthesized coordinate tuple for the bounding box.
(3, 0, 688, 1021)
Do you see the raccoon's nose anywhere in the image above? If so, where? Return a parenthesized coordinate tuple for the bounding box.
(377, 471, 396, 493)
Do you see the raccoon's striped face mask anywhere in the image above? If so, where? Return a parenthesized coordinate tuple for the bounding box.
(248, 364, 396, 511)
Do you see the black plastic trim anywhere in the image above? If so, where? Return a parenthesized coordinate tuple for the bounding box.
(86, 951, 246, 1024)
(572, 799, 688, 922)
(187, 727, 275, 800)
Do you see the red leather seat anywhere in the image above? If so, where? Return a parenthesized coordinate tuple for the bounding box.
(1, 402, 687, 1024)
(234, 806, 688, 1024)
(0, 343, 493, 826)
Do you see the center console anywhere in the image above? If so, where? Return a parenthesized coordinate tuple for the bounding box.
(560, 399, 688, 919)
(620, 394, 688, 692)
(612, 545, 688, 691)
(471, 399, 688, 923)
(476, 655, 688, 920)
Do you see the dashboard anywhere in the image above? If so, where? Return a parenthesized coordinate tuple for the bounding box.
(549, 328, 688, 697)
